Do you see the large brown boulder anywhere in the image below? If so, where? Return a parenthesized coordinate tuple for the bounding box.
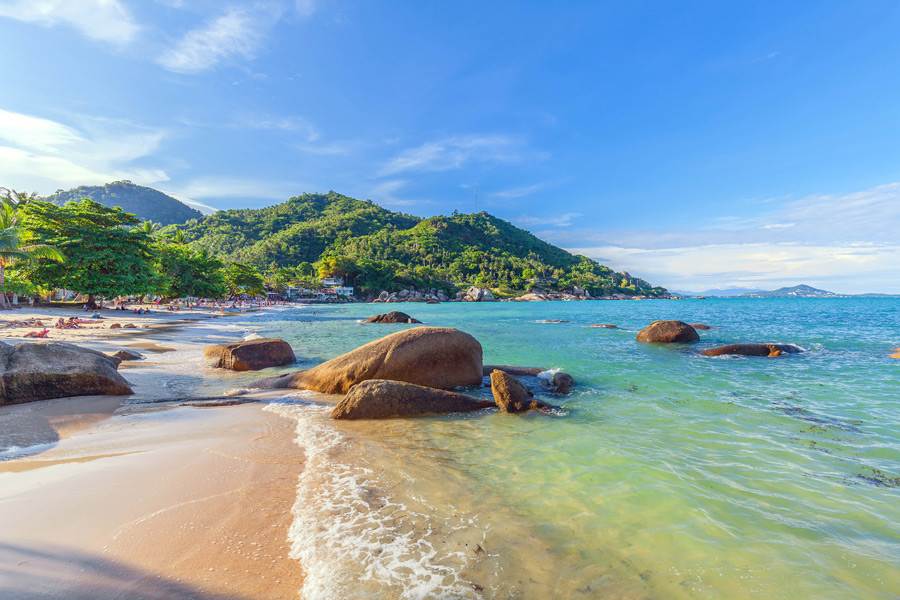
(0, 341, 133, 406)
(252, 327, 483, 394)
(698, 343, 803, 357)
(363, 311, 422, 324)
(331, 380, 494, 419)
(636, 321, 700, 343)
(490, 370, 555, 413)
(204, 338, 296, 371)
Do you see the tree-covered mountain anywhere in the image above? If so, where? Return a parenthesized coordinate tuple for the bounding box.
(739, 284, 840, 298)
(176, 191, 665, 297)
(44, 181, 202, 226)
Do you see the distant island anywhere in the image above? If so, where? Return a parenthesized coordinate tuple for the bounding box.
(677, 284, 899, 299)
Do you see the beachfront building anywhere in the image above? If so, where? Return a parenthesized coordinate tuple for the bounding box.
(319, 277, 354, 298)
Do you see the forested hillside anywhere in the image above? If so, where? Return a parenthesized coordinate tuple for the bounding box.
(45, 181, 202, 225)
(177, 191, 665, 297)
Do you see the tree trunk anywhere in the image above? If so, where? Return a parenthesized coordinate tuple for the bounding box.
(87, 293, 96, 309)
(0, 264, 8, 310)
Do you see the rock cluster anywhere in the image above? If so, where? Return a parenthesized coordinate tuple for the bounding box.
(252, 327, 484, 394)
(489, 370, 556, 413)
(204, 338, 296, 371)
(457, 287, 496, 302)
(0, 341, 133, 406)
(374, 288, 449, 303)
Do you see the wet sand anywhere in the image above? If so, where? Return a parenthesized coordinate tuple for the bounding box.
(0, 305, 306, 599)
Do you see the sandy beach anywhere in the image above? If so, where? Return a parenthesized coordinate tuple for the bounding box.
(0, 304, 306, 600)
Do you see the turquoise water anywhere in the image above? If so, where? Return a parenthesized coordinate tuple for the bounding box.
(250, 299, 900, 599)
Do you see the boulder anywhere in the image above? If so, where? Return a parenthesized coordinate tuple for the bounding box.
(398, 289, 410, 299)
(331, 380, 494, 419)
(252, 327, 484, 394)
(490, 370, 555, 413)
(517, 292, 550, 302)
(0, 341, 133, 406)
(690, 323, 712, 330)
(437, 291, 449, 302)
(204, 338, 296, 371)
(109, 323, 122, 329)
(552, 372, 576, 394)
(376, 291, 389, 302)
(587, 324, 617, 328)
(636, 321, 699, 343)
(698, 343, 803, 357)
(363, 311, 422, 324)
(483, 365, 543, 377)
(123, 323, 136, 329)
(111, 349, 144, 361)
(465, 287, 495, 302)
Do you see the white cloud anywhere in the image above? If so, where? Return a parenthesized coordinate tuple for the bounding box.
(0, 109, 168, 193)
(380, 134, 544, 176)
(157, 5, 284, 73)
(543, 183, 900, 294)
(0, 0, 140, 45)
(169, 177, 304, 200)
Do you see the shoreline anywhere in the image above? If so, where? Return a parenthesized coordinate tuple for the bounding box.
(0, 304, 306, 599)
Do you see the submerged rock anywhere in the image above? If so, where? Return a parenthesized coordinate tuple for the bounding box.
(252, 327, 484, 394)
(690, 323, 712, 330)
(636, 321, 699, 343)
(490, 370, 555, 413)
(0, 341, 133, 405)
(586, 323, 617, 328)
(204, 338, 296, 371)
(331, 379, 494, 419)
(552, 372, 576, 394)
(698, 343, 803, 357)
(363, 311, 422, 324)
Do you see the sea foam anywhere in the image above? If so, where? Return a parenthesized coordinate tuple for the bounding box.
(266, 394, 485, 600)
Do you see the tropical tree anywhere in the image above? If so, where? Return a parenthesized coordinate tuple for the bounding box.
(224, 262, 265, 298)
(0, 200, 64, 309)
(155, 243, 228, 299)
(22, 199, 160, 306)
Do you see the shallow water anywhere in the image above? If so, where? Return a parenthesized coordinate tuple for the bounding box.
(245, 299, 897, 598)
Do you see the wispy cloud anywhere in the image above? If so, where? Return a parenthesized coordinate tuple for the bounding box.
(379, 134, 545, 176)
(0, 109, 168, 193)
(0, 0, 140, 45)
(170, 176, 306, 201)
(516, 212, 583, 228)
(157, 4, 284, 73)
(366, 179, 432, 208)
(541, 183, 900, 294)
(295, 0, 316, 17)
(490, 183, 546, 199)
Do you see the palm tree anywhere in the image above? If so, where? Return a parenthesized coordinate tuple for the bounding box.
(137, 220, 161, 236)
(0, 200, 65, 309)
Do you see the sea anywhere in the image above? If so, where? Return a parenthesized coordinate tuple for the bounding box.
(198, 299, 900, 598)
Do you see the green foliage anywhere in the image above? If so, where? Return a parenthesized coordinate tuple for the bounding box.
(44, 181, 202, 226)
(225, 263, 266, 297)
(21, 199, 161, 299)
(155, 242, 228, 299)
(176, 192, 665, 297)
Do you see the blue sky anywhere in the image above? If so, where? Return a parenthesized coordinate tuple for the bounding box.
(1, 1, 898, 293)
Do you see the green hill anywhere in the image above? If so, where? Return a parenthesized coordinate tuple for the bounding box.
(177, 191, 665, 297)
(45, 181, 202, 226)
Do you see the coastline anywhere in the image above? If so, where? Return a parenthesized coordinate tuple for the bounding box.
(0, 305, 306, 599)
